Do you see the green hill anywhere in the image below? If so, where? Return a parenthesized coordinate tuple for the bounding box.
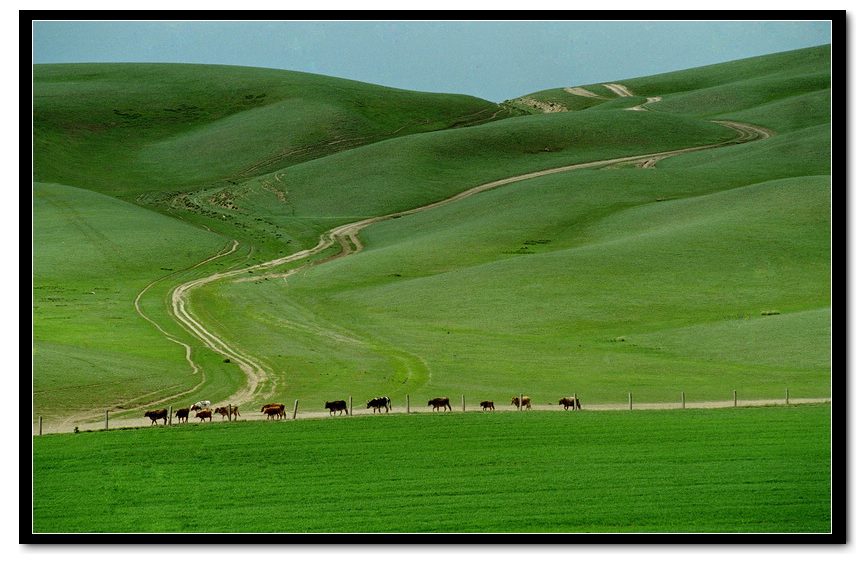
(32, 45, 831, 426)
(33, 63, 508, 198)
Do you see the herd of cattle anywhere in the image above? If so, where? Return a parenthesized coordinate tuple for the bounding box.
(143, 395, 581, 425)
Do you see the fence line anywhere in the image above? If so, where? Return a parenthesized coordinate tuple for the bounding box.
(35, 389, 825, 435)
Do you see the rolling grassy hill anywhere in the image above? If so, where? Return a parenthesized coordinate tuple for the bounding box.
(32, 65, 510, 422)
(32, 46, 831, 428)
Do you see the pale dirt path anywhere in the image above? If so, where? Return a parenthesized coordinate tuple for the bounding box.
(627, 96, 663, 111)
(37, 397, 830, 435)
(564, 86, 605, 98)
(44, 240, 243, 435)
(603, 83, 636, 97)
(37, 119, 777, 436)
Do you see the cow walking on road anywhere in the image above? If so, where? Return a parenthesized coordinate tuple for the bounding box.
(263, 406, 284, 420)
(194, 409, 212, 422)
(214, 406, 240, 420)
(480, 401, 495, 411)
(174, 407, 190, 423)
(366, 396, 391, 413)
(325, 400, 348, 416)
(428, 397, 452, 412)
(559, 397, 582, 410)
(261, 403, 286, 419)
(511, 396, 532, 410)
(190, 400, 211, 412)
(144, 409, 168, 425)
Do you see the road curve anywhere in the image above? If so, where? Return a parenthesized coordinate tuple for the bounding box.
(163, 119, 775, 417)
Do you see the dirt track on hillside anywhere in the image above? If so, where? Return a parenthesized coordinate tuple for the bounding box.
(603, 83, 636, 97)
(37, 111, 779, 436)
(159, 120, 776, 429)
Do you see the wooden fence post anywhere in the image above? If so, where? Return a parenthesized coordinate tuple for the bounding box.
(227, 404, 231, 422)
(681, 392, 685, 409)
(733, 390, 737, 407)
(406, 394, 410, 414)
(39, 416, 42, 436)
(461, 395, 465, 412)
(785, 388, 789, 405)
(628, 392, 633, 410)
(574, 392, 577, 412)
(168, 406, 173, 426)
(105, 410, 109, 430)
(349, 396, 353, 416)
(292, 399, 299, 420)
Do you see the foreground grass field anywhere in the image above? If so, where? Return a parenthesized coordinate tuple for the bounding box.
(31, 405, 831, 533)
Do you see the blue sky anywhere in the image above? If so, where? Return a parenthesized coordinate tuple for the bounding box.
(32, 19, 831, 102)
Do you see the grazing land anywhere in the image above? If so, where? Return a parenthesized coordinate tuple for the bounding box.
(31, 44, 833, 534)
(32, 405, 831, 533)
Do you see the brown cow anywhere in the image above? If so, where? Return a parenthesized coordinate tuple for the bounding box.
(325, 400, 348, 416)
(144, 409, 168, 425)
(559, 397, 582, 410)
(194, 409, 212, 422)
(428, 397, 452, 412)
(214, 406, 240, 420)
(480, 401, 495, 411)
(261, 403, 286, 419)
(264, 406, 284, 420)
(174, 407, 190, 423)
(510, 396, 532, 410)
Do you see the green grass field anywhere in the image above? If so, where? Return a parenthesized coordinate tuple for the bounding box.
(31, 404, 831, 533)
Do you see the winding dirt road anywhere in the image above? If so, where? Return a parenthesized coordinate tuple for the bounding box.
(37, 112, 780, 436)
(163, 120, 775, 414)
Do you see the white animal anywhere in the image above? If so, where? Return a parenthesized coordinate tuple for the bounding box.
(190, 400, 211, 412)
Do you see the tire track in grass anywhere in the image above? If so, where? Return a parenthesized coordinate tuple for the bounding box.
(48, 240, 243, 433)
(134, 239, 240, 376)
(165, 120, 774, 416)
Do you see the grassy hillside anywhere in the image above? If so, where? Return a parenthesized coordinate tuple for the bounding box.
(33, 63, 507, 197)
(183, 46, 830, 408)
(31, 46, 831, 428)
(31, 64, 512, 423)
(32, 405, 831, 533)
(32, 183, 244, 420)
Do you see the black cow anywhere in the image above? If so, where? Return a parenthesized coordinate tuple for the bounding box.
(366, 396, 391, 413)
(480, 401, 495, 411)
(175, 407, 190, 423)
(428, 397, 452, 412)
(559, 397, 582, 410)
(144, 409, 168, 425)
(325, 400, 348, 416)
